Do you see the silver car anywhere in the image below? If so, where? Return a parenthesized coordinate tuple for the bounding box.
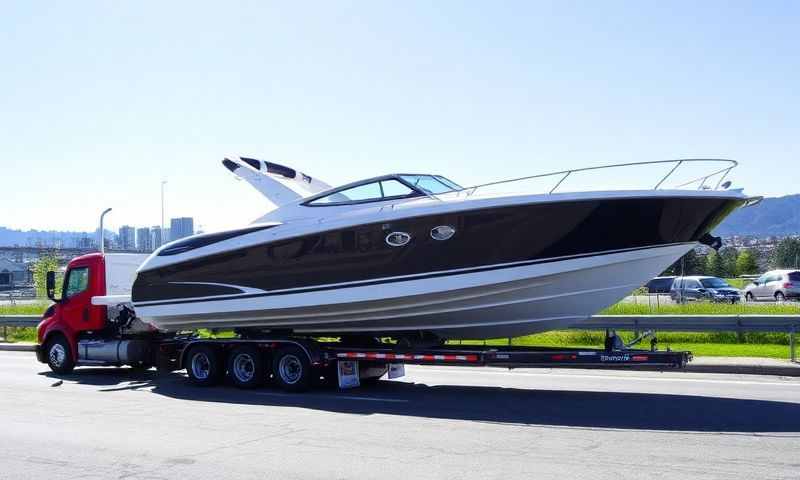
(744, 270, 800, 302)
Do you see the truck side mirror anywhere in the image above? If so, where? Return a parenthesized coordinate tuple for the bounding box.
(46, 271, 59, 302)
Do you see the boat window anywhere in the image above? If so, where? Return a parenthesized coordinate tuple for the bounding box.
(381, 179, 414, 197)
(434, 175, 462, 191)
(308, 179, 416, 205)
(64, 267, 89, 298)
(400, 175, 459, 194)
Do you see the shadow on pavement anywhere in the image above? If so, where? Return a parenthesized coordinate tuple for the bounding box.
(40, 368, 800, 434)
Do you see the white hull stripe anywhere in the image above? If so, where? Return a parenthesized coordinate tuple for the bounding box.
(135, 242, 693, 308)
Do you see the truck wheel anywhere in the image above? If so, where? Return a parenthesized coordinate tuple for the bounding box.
(185, 345, 224, 386)
(46, 336, 75, 375)
(272, 346, 311, 392)
(227, 345, 266, 389)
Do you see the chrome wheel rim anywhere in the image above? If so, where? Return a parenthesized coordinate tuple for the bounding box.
(49, 344, 66, 367)
(191, 352, 211, 380)
(278, 354, 302, 384)
(232, 353, 255, 383)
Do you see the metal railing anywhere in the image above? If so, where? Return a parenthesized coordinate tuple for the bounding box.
(574, 315, 799, 363)
(444, 158, 739, 199)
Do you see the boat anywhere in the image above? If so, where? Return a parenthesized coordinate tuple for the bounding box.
(130, 157, 755, 339)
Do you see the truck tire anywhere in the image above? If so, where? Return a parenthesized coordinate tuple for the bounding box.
(46, 335, 75, 375)
(227, 345, 266, 389)
(272, 345, 311, 392)
(185, 345, 224, 386)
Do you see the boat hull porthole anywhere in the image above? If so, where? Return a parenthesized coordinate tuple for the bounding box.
(385, 232, 411, 247)
(430, 225, 456, 241)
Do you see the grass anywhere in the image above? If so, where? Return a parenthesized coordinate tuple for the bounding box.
(601, 301, 800, 315)
(449, 330, 796, 359)
(0, 302, 49, 343)
(1, 299, 797, 359)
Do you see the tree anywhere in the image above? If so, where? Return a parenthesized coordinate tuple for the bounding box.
(663, 249, 704, 276)
(705, 250, 726, 278)
(770, 237, 800, 270)
(32, 254, 61, 298)
(718, 246, 738, 278)
(735, 249, 759, 276)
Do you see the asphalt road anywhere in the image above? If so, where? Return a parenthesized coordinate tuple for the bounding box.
(1, 351, 799, 480)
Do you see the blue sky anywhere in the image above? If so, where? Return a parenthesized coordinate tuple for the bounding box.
(2, 1, 798, 233)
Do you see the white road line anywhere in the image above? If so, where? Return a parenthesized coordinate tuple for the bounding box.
(252, 391, 408, 403)
(411, 367, 800, 388)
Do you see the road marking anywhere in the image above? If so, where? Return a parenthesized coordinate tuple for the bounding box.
(411, 367, 800, 388)
(252, 391, 408, 403)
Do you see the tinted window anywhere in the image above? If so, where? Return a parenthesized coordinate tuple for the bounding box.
(311, 182, 382, 204)
(647, 278, 674, 293)
(64, 267, 89, 298)
(381, 179, 414, 197)
(309, 180, 416, 205)
(700, 278, 730, 288)
(400, 175, 457, 194)
(789, 272, 800, 282)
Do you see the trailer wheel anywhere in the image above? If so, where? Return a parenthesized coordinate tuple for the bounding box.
(272, 346, 311, 392)
(185, 345, 224, 386)
(227, 345, 266, 389)
(45, 335, 75, 375)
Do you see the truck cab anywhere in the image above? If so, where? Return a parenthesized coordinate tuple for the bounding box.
(36, 253, 151, 373)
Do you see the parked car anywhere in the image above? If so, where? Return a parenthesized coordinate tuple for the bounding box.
(670, 276, 741, 303)
(743, 270, 800, 302)
(645, 276, 677, 294)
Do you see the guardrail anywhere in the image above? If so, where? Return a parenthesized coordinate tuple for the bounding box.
(2, 314, 798, 362)
(574, 315, 799, 362)
(0, 315, 41, 327)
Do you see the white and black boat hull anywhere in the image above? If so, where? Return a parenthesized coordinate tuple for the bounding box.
(136, 243, 692, 338)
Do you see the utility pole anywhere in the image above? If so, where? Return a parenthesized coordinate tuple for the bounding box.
(99, 208, 112, 253)
(161, 180, 168, 235)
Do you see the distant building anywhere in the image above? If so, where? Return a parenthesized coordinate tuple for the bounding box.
(150, 226, 163, 249)
(170, 217, 194, 241)
(137, 227, 152, 252)
(0, 258, 29, 290)
(119, 225, 136, 250)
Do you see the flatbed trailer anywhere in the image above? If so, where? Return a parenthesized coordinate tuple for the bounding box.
(143, 333, 692, 391)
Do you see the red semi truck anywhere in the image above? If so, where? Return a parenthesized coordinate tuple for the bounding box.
(36, 252, 692, 392)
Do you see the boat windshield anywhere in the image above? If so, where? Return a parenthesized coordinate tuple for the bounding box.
(400, 175, 461, 194)
(700, 278, 731, 288)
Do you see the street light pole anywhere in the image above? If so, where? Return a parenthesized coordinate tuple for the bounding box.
(99, 208, 112, 254)
(161, 180, 167, 242)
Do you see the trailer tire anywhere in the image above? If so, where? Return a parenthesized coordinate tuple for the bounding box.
(227, 345, 266, 389)
(45, 335, 75, 375)
(185, 345, 224, 386)
(272, 346, 311, 392)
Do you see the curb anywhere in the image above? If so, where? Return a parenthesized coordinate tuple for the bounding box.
(0, 343, 36, 352)
(683, 363, 800, 377)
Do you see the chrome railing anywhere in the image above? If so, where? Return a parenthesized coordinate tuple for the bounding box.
(445, 158, 738, 199)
